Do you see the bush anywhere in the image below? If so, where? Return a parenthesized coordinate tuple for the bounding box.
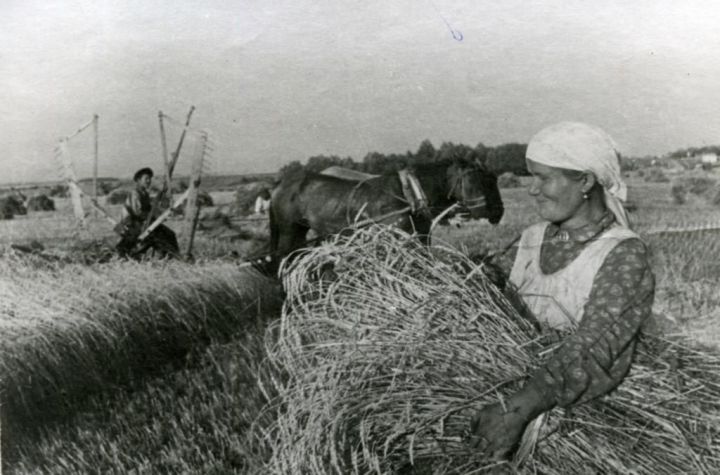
(26, 195, 55, 212)
(497, 172, 521, 188)
(0, 198, 19, 219)
(644, 168, 670, 183)
(619, 156, 640, 171)
(197, 191, 213, 208)
(671, 176, 719, 205)
(671, 184, 687, 205)
(97, 182, 118, 196)
(48, 184, 69, 198)
(687, 176, 716, 195)
(0, 196, 26, 218)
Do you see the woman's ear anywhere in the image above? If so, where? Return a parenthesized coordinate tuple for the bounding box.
(582, 173, 597, 194)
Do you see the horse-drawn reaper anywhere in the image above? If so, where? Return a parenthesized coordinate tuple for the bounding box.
(265, 159, 504, 273)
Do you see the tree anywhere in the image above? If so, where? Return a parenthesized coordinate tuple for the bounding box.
(339, 156, 358, 169)
(485, 143, 529, 176)
(437, 142, 475, 162)
(363, 151, 404, 174)
(474, 142, 489, 165)
(414, 139, 437, 164)
(306, 155, 343, 173)
(278, 160, 304, 180)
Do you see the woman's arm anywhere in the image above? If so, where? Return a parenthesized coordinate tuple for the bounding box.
(470, 238, 655, 458)
(527, 238, 654, 406)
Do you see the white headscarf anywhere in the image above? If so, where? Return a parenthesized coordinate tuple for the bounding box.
(525, 121, 630, 228)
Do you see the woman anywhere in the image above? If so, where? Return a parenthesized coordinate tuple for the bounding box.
(469, 122, 655, 460)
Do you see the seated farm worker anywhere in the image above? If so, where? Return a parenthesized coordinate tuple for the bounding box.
(115, 167, 180, 259)
(468, 122, 655, 460)
(254, 187, 271, 215)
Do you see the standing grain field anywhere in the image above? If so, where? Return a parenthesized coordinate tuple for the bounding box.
(1, 255, 282, 470)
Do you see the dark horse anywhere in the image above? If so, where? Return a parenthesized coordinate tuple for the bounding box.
(267, 159, 504, 273)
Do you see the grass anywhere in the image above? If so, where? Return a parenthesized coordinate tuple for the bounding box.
(3, 174, 720, 473)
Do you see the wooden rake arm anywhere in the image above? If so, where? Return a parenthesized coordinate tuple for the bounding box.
(138, 188, 191, 241)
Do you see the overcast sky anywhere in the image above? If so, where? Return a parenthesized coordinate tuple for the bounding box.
(3, 0, 720, 183)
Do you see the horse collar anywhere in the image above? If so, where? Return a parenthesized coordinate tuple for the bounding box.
(398, 169, 430, 215)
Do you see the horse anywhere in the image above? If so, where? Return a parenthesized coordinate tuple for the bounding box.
(265, 159, 504, 273)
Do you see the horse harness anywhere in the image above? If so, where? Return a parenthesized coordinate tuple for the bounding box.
(344, 169, 431, 224)
(397, 169, 430, 216)
(447, 168, 487, 213)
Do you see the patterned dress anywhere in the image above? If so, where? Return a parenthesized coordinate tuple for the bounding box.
(506, 212, 655, 406)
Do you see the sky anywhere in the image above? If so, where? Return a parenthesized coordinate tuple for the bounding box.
(3, 0, 720, 183)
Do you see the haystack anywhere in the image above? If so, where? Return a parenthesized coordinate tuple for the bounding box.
(26, 194, 55, 211)
(197, 190, 214, 207)
(0, 195, 27, 219)
(248, 226, 720, 474)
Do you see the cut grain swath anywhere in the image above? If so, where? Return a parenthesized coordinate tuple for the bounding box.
(0, 254, 282, 458)
(246, 225, 720, 474)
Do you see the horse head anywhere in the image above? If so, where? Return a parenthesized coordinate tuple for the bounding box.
(446, 160, 504, 224)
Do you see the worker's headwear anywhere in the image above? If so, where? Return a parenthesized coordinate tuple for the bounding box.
(525, 121, 630, 228)
(133, 167, 154, 182)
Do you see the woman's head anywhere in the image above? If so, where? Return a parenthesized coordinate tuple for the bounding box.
(526, 160, 601, 224)
(525, 122, 629, 227)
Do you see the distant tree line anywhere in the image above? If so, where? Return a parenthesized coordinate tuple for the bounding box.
(668, 145, 720, 159)
(278, 140, 529, 180)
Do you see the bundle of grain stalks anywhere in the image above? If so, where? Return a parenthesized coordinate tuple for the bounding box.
(247, 225, 720, 474)
(0, 252, 282, 447)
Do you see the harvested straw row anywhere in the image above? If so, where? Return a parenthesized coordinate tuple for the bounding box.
(0, 251, 282, 443)
(247, 225, 720, 474)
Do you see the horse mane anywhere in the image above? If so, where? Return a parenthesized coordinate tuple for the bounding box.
(278, 159, 493, 197)
(406, 158, 489, 176)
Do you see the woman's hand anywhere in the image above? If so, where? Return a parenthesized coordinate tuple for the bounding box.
(468, 383, 552, 460)
(468, 402, 531, 460)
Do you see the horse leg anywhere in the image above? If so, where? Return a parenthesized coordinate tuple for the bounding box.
(266, 223, 309, 275)
(415, 217, 432, 246)
(277, 223, 309, 258)
(397, 215, 433, 245)
(260, 204, 283, 276)
(269, 204, 280, 255)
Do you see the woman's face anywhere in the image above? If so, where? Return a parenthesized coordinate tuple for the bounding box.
(526, 159, 585, 224)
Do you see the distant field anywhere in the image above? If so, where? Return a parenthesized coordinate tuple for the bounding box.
(0, 184, 271, 261)
(5, 174, 717, 249)
(0, 172, 277, 198)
